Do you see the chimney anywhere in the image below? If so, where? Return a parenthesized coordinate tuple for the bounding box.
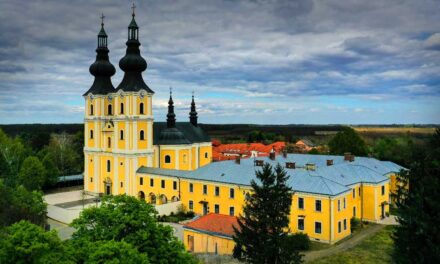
(255, 160, 264, 166)
(344, 152, 351, 161)
(235, 156, 240, 164)
(349, 154, 355, 162)
(282, 149, 287, 158)
(306, 163, 316, 171)
(285, 162, 296, 169)
(269, 147, 276, 160)
(327, 159, 333, 166)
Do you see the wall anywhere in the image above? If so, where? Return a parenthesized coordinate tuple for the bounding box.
(183, 229, 235, 255)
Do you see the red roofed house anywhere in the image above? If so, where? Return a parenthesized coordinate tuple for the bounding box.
(212, 141, 286, 161)
(183, 213, 239, 255)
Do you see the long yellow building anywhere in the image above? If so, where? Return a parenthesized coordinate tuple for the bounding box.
(83, 11, 403, 248)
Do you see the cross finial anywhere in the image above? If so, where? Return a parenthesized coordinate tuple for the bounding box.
(192, 90, 195, 98)
(100, 13, 105, 27)
(169, 87, 173, 96)
(131, 2, 136, 17)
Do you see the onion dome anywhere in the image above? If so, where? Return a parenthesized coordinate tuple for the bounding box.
(189, 92, 198, 126)
(158, 88, 190, 145)
(116, 4, 154, 93)
(83, 14, 116, 96)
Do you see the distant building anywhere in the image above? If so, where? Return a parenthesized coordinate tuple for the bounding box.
(183, 213, 238, 255)
(294, 139, 316, 152)
(212, 142, 286, 161)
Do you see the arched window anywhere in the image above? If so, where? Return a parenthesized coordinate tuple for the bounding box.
(108, 104, 112, 115)
(90, 104, 94, 115)
(140, 130, 145, 140)
(120, 103, 124, 114)
(90, 130, 93, 139)
(107, 160, 111, 172)
(138, 191, 145, 200)
(139, 103, 144, 114)
(108, 137, 111, 148)
(165, 155, 171, 164)
(120, 130, 124, 140)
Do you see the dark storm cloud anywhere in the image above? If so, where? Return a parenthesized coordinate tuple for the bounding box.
(0, 0, 439, 124)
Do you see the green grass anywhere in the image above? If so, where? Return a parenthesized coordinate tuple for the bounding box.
(309, 226, 395, 264)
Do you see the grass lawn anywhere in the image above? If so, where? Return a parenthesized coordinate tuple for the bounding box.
(308, 226, 395, 264)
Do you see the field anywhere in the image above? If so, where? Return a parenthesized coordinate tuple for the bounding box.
(354, 126, 436, 136)
(308, 226, 395, 264)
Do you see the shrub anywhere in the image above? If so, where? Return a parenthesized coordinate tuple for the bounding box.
(289, 233, 311, 251)
(351, 217, 361, 232)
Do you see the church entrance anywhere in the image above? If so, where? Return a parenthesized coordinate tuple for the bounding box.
(104, 177, 112, 195)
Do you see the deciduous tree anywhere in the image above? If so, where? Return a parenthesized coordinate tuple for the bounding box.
(18, 156, 46, 191)
(328, 127, 368, 156)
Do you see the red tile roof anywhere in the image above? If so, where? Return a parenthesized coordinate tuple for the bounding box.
(183, 213, 239, 237)
(212, 142, 286, 161)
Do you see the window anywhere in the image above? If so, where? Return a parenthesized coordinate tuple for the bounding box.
(215, 186, 220, 196)
(381, 185, 385, 195)
(189, 200, 193, 210)
(120, 130, 124, 140)
(150, 178, 154, 187)
(315, 222, 322, 234)
(90, 177, 93, 183)
(298, 197, 304, 209)
(120, 182, 123, 188)
(108, 104, 112, 115)
(120, 103, 124, 114)
(203, 185, 208, 195)
(140, 103, 144, 114)
(106, 160, 111, 172)
(353, 206, 356, 217)
(229, 206, 235, 216)
(173, 181, 177, 190)
(358, 187, 361, 196)
(315, 200, 321, 212)
(140, 177, 143, 185)
(161, 180, 165, 188)
(108, 137, 111, 148)
(298, 218, 304, 231)
(338, 221, 341, 233)
(229, 188, 235, 198)
(215, 204, 220, 214)
(90, 104, 94, 115)
(140, 130, 145, 140)
(183, 154, 187, 163)
(343, 198, 346, 209)
(352, 188, 355, 199)
(189, 183, 193, 192)
(90, 130, 93, 139)
(343, 219, 347, 230)
(165, 155, 171, 164)
(204, 152, 208, 159)
(338, 200, 341, 211)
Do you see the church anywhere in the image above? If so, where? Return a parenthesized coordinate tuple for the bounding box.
(83, 9, 403, 248)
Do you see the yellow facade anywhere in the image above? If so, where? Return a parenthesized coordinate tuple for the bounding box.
(184, 229, 235, 255)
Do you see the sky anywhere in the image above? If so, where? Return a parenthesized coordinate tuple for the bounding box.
(0, 0, 439, 125)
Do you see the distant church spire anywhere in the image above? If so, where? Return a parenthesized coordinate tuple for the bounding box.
(83, 13, 116, 96)
(167, 87, 176, 128)
(116, 4, 154, 93)
(189, 91, 198, 126)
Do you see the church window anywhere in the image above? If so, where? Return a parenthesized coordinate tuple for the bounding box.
(173, 181, 177, 190)
(90, 177, 93, 183)
(108, 137, 111, 148)
(120, 182, 123, 188)
(140, 103, 144, 114)
(161, 180, 165, 188)
(90, 104, 94, 115)
(107, 160, 111, 172)
(120, 103, 124, 114)
(165, 155, 171, 164)
(120, 130, 124, 140)
(140, 177, 143, 185)
(140, 130, 145, 140)
(204, 152, 208, 158)
(108, 104, 113, 115)
(90, 130, 93, 139)
(150, 178, 154, 187)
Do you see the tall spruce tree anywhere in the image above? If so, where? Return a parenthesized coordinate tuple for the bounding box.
(393, 129, 440, 263)
(233, 163, 303, 264)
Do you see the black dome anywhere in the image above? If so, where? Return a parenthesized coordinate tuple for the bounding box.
(158, 127, 191, 145)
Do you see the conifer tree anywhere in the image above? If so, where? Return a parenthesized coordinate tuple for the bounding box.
(393, 129, 440, 264)
(233, 163, 303, 264)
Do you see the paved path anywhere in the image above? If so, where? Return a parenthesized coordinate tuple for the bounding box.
(303, 224, 386, 263)
(47, 218, 75, 240)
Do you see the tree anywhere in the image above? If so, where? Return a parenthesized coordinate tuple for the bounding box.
(0, 181, 47, 227)
(84, 240, 149, 264)
(18, 156, 46, 191)
(233, 163, 303, 264)
(0, 129, 29, 186)
(328, 127, 368, 156)
(70, 195, 197, 264)
(373, 136, 413, 167)
(393, 129, 440, 264)
(42, 152, 60, 188)
(0, 220, 73, 264)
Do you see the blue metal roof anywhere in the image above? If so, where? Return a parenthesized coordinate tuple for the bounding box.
(137, 154, 402, 197)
